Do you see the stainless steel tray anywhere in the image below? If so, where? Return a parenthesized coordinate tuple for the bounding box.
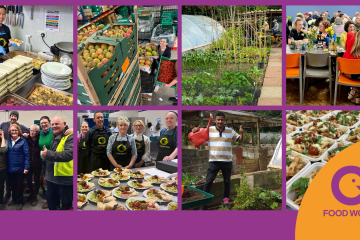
(24, 83, 73, 106)
(0, 92, 37, 106)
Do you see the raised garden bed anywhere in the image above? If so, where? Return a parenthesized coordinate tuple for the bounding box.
(182, 186, 214, 210)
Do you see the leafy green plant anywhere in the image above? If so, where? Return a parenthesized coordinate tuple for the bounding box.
(182, 172, 199, 186)
(258, 188, 282, 209)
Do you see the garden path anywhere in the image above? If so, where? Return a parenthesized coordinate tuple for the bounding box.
(258, 47, 282, 106)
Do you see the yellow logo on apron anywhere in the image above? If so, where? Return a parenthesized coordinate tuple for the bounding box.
(160, 137, 168, 146)
(0, 38, 7, 47)
(83, 141, 86, 147)
(98, 136, 106, 145)
(117, 144, 127, 153)
(136, 142, 142, 149)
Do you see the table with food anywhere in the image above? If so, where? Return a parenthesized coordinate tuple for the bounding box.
(286, 110, 358, 210)
(77, 167, 178, 211)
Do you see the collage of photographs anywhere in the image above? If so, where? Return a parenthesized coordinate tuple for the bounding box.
(0, 4, 358, 213)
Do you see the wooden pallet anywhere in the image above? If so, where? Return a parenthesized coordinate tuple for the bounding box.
(141, 93, 152, 101)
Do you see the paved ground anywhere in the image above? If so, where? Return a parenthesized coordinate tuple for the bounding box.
(1, 191, 47, 211)
(258, 46, 282, 106)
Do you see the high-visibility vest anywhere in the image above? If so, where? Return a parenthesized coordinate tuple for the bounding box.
(54, 134, 73, 176)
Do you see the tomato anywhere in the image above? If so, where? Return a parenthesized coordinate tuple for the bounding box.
(330, 115, 336, 120)
(308, 132, 315, 137)
(84, 185, 89, 189)
(313, 120, 318, 126)
(343, 110, 349, 113)
(308, 146, 319, 155)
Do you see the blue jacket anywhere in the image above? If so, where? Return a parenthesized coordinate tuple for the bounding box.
(6, 136, 30, 173)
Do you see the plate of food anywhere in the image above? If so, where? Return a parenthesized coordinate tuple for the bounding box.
(87, 189, 113, 203)
(143, 188, 174, 202)
(286, 124, 297, 135)
(126, 197, 160, 210)
(127, 179, 153, 189)
(345, 127, 360, 143)
(92, 168, 111, 177)
(97, 201, 127, 211)
(322, 140, 353, 162)
(286, 131, 335, 160)
(172, 176, 178, 183)
(110, 172, 130, 181)
(77, 193, 88, 209)
(297, 110, 332, 118)
(325, 112, 359, 127)
(144, 175, 170, 184)
(303, 119, 348, 140)
(286, 149, 310, 182)
(77, 173, 94, 182)
(129, 170, 145, 179)
(112, 186, 139, 199)
(167, 202, 178, 210)
(77, 181, 95, 193)
(98, 178, 120, 188)
(160, 181, 178, 193)
(286, 112, 310, 127)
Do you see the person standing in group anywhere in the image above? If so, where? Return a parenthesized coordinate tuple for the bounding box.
(156, 111, 178, 161)
(0, 130, 7, 210)
(192, 112, 244, 210)
(41, 116, 73, 210)
(23, 125, 42, 207)
(130, 120, 151, 168)
(7, 124, 30, 210)
(107, 117, 137, 170)
(37, 116, 72, 209)
(85, 112, 112, 171)
(313, 11, 319, 20)
(0, 111, 30, 203)
(77, 122, 89, 174)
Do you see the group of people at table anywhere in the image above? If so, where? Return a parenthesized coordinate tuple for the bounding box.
(286, 10, 360, 104)
(77, 111, 178, 175)
(0, 111, 73, 210)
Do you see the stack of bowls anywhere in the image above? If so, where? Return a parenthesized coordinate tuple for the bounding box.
(40, 62, 72, 90)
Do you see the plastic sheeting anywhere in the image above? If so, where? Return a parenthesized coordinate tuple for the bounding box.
(267, 138, 282, 170)
(182, 15, 225, 52)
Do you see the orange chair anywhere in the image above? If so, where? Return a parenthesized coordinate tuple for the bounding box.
(334, 57, 360, 105)
(286, 53, 303, 105)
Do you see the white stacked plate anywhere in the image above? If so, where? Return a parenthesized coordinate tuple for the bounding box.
(40, 62, 72, 90)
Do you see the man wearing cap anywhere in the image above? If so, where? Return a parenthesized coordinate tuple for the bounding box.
(0, 111, 29, 202)
(40, 116, 73, 210)
(304, 13, 312, 24)
(272, 19, 280, 43)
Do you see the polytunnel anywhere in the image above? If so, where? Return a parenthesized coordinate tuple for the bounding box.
(182, 15, 225, 52)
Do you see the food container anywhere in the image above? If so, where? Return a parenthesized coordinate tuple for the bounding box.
(320, 141, 353, 164)
(138, 57, 153, 74)
(302, 122, 349, 142)
(24, 83, 73, 106)
(0, 93, 37, 106)
(0, 69, 7, 81)
(13, 55, 33, 65)
(3, 59, 25, 69)
(3, 51, 48, 70)
(7, 80, 16, 90)
(9, 39, 24, 47)
(286, 130, 336, 162)
(286, 153, 312, 185)
(286, 113, 317, 132)
(0, 63, 16, 75)
(338, 128, 360, 144)
(7, 75, 17, 85)
(286, 162, 325, 210)
(17, 71, 26, 79)
(324, 111, 360, 128)
(0, 77, 7, 86)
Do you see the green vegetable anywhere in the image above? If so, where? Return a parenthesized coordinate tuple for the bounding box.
(328, 145, 351, 155)
(350, 130, 354, 136)
(286, 157, 292, 167)
(286, 149, 293, 156)
(302, 149, 309, 154)
(336, 113, 341, 121)
(312, 110, 320, 114)
(293, 133, 300, 137)
(351, 116, 357, 122)
(290, 177, 310, 196)
(329, 127, 335, 134)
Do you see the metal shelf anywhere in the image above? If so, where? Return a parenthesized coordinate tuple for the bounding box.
(78, 6, 120, 24)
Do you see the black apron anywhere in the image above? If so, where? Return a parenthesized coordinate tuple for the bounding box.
(89, 129, 110, 171)
(0, 25, 11, 54)
(156, 126, 177, 161)
(110, 134, 132, 170)
(78, 136, 89, 174)
(133, 134, 145, 168)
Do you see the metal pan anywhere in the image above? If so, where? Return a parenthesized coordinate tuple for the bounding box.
(24, 83, 73, 106)
(0, 92, 37, 106)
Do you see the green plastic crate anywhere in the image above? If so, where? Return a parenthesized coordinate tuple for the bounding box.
(117, 19, 130, 23)
(182, 186, 214, 210)
(113, 63, 140, 105)
(155, 56, 177, 89)
(131, 9, 144, 22)
(161, 17, 173, 27)
(161, 13, 172, 19)
(138, 11, 152, 20)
